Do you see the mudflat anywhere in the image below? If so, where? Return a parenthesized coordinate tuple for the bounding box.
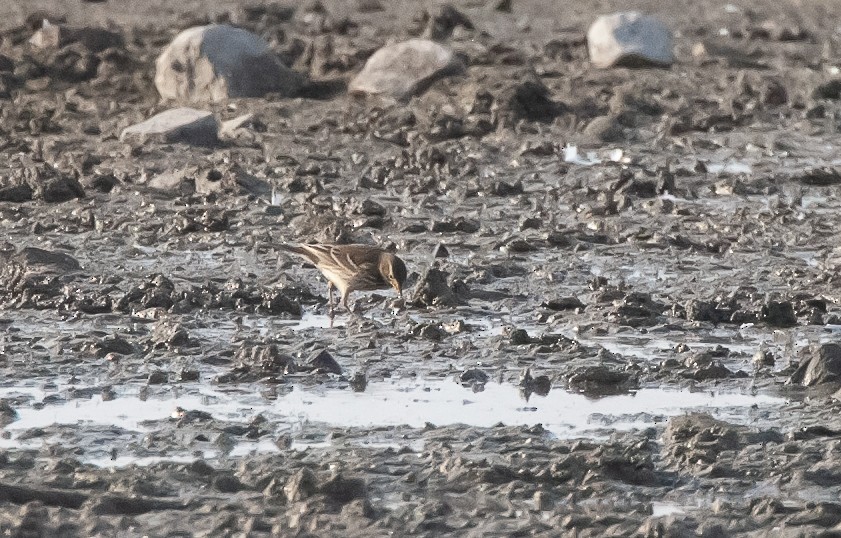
(2, 0, 841, 536)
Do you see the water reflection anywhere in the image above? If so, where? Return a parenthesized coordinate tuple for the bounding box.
(1, 379, 782, 442)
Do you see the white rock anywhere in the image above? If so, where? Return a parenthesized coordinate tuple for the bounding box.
(147, 169, 189, 190)
(349, 39, 463, 100)
(221, 113, 255, 133)
(155, 25, 303, 102)
(29, 22, 63, 49)
(219, 113, 257, 141)
(120, 108, 218, 146)
(587, 12, 673, 68)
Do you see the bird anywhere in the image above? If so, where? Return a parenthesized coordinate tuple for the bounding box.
(280, 243, 407, 316)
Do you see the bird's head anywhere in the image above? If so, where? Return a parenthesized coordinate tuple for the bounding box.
(381, 253, 407, 297)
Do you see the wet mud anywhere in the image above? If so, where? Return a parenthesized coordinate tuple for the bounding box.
(3, 0, 841, 536)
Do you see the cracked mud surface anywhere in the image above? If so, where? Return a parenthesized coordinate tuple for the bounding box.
(3, 0, 841, 536)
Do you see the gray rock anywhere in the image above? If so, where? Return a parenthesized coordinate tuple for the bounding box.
(151, 321, 191, 349)
(0, 400, 17, 427)
(752, 349, 775, 368)
(759, 300, 796, 327)
(495, 0, 512, 13)
(94, 336, 134, 357)
(565, 365, 638, 396)
(460, 368, 489, 385)
(349, 39, 464, 100)
(509, 328, 531, 345)
(308, 349, 342, 375)
(410, 266, 463, 307)
(11, 247, 81, 272)
(220, 113, 255, 133)
(155, 24, 304, 102)
(0, 183, 33, 203)
(693, 361, 732, 380)
(786, 503, 841, 527)
(582, 115, 623, 143)
(29, 22, 63, 48)
(492, 72, 564, 124)
(284, 468, 318, 502)
(146, 370, 169, 385)
(319, 472, 367, 504)
(120, 108, 218, 146)
(194, 166, 271, 196)
(349, 372, 367, 392)
(42, 176, 85, 203)
(83, 173, 118, 193)
(219, 113, 260, 142)
(213, 474, 244, 493)
(29, 23, 122, 52)
(432, 243, 449, 258)
(189, 460, 216, 476)
(790, 343, 841, 386)
(421, 5, 473, 41)
(543, 297, 585, 311)
(146, 169, 191, 191)
(587, 12, 673, 68)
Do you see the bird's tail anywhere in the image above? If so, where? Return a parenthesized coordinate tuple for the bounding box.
(278, 243, 306, 255)
(279, 243, 321, 265)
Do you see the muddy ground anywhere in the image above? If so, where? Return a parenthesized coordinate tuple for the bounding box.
(3, 0, 841, 536)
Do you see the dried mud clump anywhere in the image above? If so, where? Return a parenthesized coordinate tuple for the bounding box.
(222, 343, 297, 382)
(2, 0, 841, 535)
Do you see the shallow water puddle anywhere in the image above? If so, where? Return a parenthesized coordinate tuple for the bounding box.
(83, 454, 197, 468)
(1, 379, 783, 467)
(212, 311, 381, 333)
(274, 381, 781, 435)
(705, 160, 753, 174)
(651, 502, 687, 517)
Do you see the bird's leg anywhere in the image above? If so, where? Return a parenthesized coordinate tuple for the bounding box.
(342, 291, 361, 317)
(327, 281, 335, 318)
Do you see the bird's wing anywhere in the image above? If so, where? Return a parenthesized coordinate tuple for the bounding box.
(335, 245, 381, 268)
(286, 244, 369, 270)
(279, 243, 338, 265)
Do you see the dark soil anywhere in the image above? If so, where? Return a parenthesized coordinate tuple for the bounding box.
(3, 0, 841, 536)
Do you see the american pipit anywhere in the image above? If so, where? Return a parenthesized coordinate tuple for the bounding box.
(281, 243, 407, 315)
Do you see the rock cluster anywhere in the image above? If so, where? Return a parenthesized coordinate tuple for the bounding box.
(155, 24, 304, 102)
